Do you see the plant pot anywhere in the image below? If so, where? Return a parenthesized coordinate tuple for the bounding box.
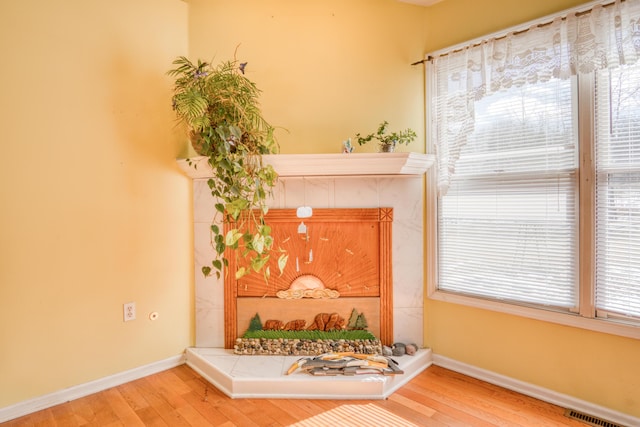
(379, 142, 396, 153)
(189, 131, 209, 156)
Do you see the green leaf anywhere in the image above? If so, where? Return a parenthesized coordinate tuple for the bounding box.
(277, 254, 288, 276)
(251, 254, 269, 272)
(227, 199, 249, 219)
(252, 234, 265, 254)
(215, 238, 225, 255)
(202, 266, 211, 277)
(258, 224, 271, 236)
(235, 266, 247, 279)
(263, 235, 273, 250)
(218, 158, 232, 171)
(225, 229, 243, 246)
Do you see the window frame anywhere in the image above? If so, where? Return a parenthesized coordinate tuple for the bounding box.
(425, 58, 640, 341)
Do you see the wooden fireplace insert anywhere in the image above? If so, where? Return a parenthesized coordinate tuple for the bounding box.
(224, 207, 393, 348)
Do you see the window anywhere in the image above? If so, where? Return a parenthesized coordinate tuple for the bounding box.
(438, 78, 578, 310)
(428, 0, 640, 338)
(595, 64, 640, 320)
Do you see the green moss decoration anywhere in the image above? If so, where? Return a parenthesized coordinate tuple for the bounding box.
(241, 329, 377, 340)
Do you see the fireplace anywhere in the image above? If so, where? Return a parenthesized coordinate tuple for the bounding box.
(180, 153, 432, 351)
(225, 207, 394, 348)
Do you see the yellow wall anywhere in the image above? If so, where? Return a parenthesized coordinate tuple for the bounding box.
(0, 0, 193, 408)
(424, 0, 593, 52)
(187, 0, 428, 155)
(424, 0, 640, 418)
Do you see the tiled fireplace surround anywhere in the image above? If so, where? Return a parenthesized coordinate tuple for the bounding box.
(189, 154, 428, 348)
(179, 153, 434, 398)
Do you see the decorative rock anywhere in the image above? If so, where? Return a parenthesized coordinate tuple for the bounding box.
(405, 343, 418, 355)
(233, 338, 382, 355)
(382, 345, 393, 356)
(392, 342, 406, 356)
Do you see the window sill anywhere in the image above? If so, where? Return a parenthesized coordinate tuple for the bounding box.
(428, 289, 640, 340)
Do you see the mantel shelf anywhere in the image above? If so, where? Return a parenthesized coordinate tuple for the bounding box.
(177, 152, 434, 179)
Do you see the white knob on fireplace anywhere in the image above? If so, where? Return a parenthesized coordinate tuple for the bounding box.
(296, 206, 313, 218)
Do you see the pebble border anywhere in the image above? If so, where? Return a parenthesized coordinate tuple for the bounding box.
(234, 338, 382, 355)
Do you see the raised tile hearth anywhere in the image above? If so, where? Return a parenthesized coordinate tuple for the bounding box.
(185, 347, 433, 399)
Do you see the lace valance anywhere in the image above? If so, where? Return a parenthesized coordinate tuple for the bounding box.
(431, 0, 640, 195)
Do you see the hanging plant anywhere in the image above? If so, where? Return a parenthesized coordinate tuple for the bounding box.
(168, 56, 287, 280)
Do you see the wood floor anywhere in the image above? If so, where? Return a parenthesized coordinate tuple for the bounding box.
(3, 364, 590, 426)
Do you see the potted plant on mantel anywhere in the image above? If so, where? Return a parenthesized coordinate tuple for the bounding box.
(355, 120, 417, 152)
(168, 56, 287, 280)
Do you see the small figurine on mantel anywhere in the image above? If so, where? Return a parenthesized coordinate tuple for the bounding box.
(342, 137, 354, 153)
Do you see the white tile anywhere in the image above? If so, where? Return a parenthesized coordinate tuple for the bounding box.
(195, 307, 224, 347)
(378, 177, 423, 209)
(394, 284, 424, 310)
(193, 174, 425, 348)
(393, 307, 424, 347)
(232, 355, 289, 378)
(393, 262, 424, 308)
(193, 179, 217, 223)
(201, 352, 239, 375)
(193, 222, 216, 270)
(274, 178, 333, 209)
(304, 179, 332, 208)
(333, 177, 380, 207)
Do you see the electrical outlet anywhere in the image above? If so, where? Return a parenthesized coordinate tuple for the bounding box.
(123, 302, 136, 321)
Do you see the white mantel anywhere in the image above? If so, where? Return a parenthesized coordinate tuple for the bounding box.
(177, 152, 435, 178)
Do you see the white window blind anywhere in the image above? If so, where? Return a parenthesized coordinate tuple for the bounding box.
(595, 63, 640, 319)
(438, 79, 578, 308)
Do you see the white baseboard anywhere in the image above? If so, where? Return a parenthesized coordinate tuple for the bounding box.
(432, 354, 639, 427)
(0, 354, 185, 423)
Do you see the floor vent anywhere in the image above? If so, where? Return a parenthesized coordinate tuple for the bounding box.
(564, 409, 624, 427)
